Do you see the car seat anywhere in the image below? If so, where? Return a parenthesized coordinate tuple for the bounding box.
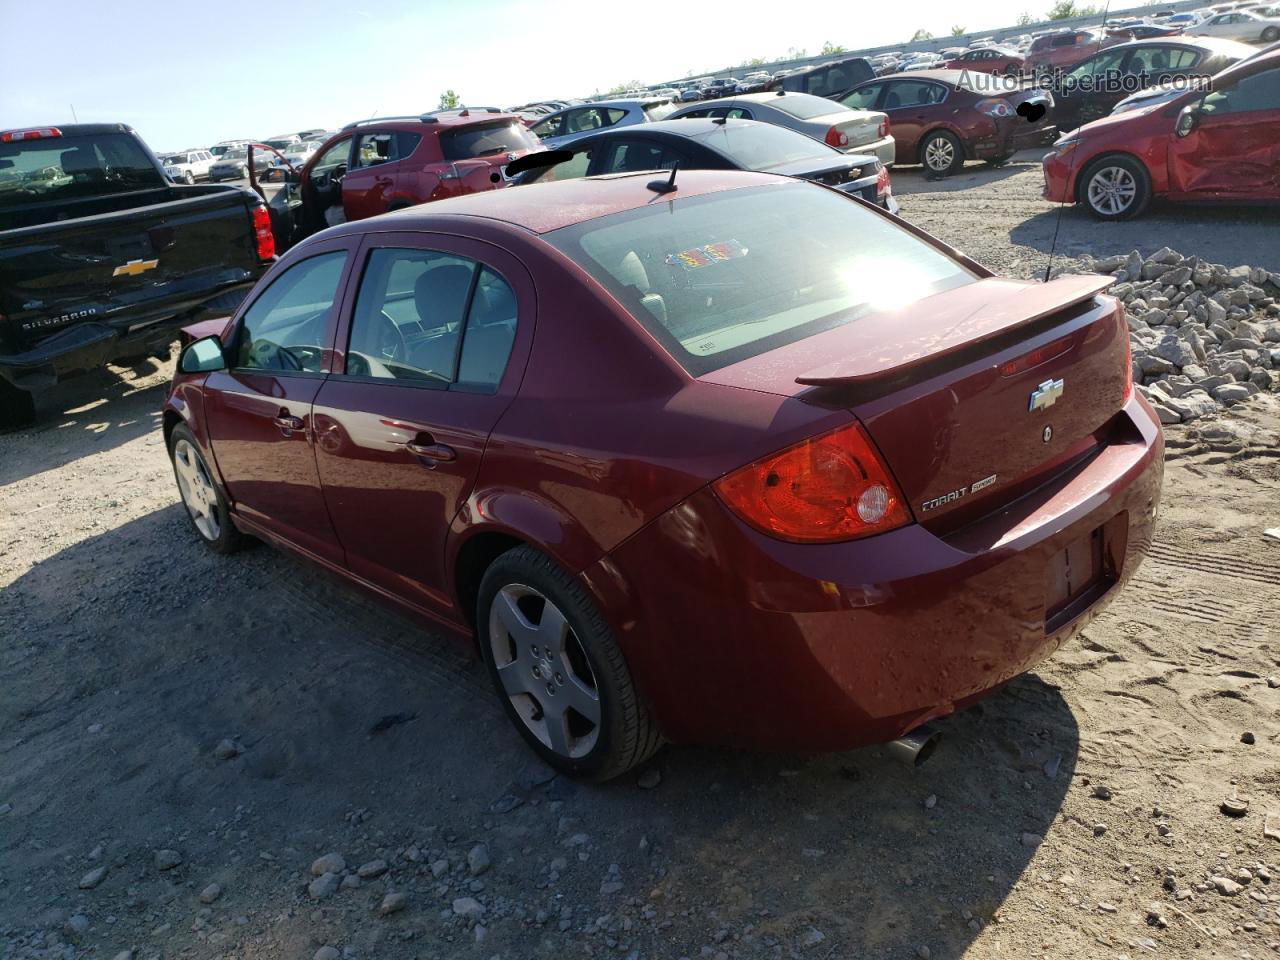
(456, 278, 517, 388)
(884, 91, 903, 109)
(405, 264, 474, 374)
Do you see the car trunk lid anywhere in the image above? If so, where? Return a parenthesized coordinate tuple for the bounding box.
(701, 274, 1130, 526)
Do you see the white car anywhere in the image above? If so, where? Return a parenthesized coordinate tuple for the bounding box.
(161, 149, 215, 184)
(209, 139, 252, 159)
(279, 140, 322, 170)
(1188, 8, 1280, 41)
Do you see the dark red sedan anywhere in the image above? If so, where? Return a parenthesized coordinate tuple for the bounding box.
(165, 170, 1163, 779)
(1043, 48, 1280, 218)
(840, 70, 1055, 175)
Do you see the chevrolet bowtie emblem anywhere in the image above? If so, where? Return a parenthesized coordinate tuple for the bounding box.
(113, 258, 159, 277)
(1029, 377, 1064, 412)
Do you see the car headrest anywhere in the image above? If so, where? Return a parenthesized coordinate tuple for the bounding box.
(884, 91, 902, 108)
(615, 251, 650, 293)
(414, 265, 475, 328)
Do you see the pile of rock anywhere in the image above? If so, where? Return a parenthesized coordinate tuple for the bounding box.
(1082, 247, 1280, 424)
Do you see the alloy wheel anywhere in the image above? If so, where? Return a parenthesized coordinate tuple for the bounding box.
(173, 438, 221, 541)
(488, 583, 600, 759)
(924, 137, 955, 172)
(1086, 165, 1136, 216)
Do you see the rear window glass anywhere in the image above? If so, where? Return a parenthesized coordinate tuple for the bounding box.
(546, 184, 975, 376)
(693, 123, 833, 170)
(771, 94, 841, 120)
(0, 132, 163, 211)
(643, 101, 677, 120)
(441, 121, 539, 161)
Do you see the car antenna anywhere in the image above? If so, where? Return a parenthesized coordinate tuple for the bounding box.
(1043, 0, 1111, 282)
(647, 163, 679, 194)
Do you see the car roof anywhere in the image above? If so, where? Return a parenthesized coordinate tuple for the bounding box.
(340, 111, 524, 132)
(332, 168, 785, 236)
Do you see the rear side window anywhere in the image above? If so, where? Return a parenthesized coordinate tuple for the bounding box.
(841, 85, 882, 110)
(441, 121, 539, 160)
(353, 131, 421, 168)
(0, 132, 163, 212)
(345, 248, 517, 392)
(546, 183, 974, 376)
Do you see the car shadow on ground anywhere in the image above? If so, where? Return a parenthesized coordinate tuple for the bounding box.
(3, 504, 1082, 958)
(1009, 200, 1280, 272)
(891, 155, 1042, 196)
(0, 359, 168, 487)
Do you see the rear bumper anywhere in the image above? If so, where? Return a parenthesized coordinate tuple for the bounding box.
(0, 283, 252, 391)
(847, 135, 896, 169)
(592, 395, 1163, 751)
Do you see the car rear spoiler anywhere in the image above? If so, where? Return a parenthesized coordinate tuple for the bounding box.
(795, 274, 1115, 386)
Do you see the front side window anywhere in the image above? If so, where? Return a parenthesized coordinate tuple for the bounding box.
(884, 80, 947, 109)
(546, 183, 975, 376)
(599, 140, 685, 174)
(345, 249, 517, 391)
(236, 252, 347, 372)
(1201, 67, 1280, 114)
(311, 138, 352, 176)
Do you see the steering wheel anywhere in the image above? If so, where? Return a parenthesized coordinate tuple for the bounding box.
(373, 310, 408, 362)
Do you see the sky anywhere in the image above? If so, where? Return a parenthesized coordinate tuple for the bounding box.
(5, 0, 1075, 151)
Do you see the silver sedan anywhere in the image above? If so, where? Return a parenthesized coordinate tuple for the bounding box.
(665, 92, 895, 168)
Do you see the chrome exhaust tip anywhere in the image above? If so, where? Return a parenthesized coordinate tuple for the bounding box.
(885, 724, 941, 767)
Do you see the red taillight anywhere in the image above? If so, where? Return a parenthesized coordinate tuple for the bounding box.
(251, 205, 275, 262)
(713, 422, 911, 543)
(876, 166, 891, 197)
(0, 127, 62, 143)
(877, 116, 889, 139)
(825, 126, 850, 148)
(1119, 303, 1133, 402)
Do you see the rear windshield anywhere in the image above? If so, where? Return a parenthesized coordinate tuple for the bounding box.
(694, 123, 834, 171)
(546, 183, 975, 376)
(0, 132, 163, 209)
(643, 101, 677, 120)
(772, 94, 841, 120)
(441, 120, 540, 161)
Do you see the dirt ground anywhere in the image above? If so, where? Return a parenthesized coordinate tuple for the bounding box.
(2, 162, 1280, 960)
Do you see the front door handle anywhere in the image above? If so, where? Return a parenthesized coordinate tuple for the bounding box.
(406, 441, 456, 463)
(274, 413, 304, 431)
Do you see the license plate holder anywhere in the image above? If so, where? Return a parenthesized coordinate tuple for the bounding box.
(1045, 524, 1111, 633)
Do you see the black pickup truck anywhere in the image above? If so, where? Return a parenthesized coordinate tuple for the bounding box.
(0, 123, 274, 429)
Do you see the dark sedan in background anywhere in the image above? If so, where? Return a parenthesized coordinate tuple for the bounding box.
(1051, 36, 1257, 130)
(512, 118, 896, 211)
(840, 70, 1055, 175)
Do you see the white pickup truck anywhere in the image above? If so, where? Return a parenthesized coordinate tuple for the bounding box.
(161, 149, 215, 184)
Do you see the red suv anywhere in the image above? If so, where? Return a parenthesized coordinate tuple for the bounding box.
(268, 110, 540, 251)
(1026, 30, 1123, 74)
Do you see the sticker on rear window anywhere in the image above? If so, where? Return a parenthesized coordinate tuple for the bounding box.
(664, 239, 747, 270)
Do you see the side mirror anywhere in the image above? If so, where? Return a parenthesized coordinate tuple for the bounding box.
(1175, 104, 1201, 137)
(179, 335, 228, 374)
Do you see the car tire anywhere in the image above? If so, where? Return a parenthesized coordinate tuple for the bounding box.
(1079, 154, 1151, 220)
(1263, 26, 1279, 41)
(239, 165, 249, 180)
(0, 378, 36, 432)
(919, 130, 964, 177)
(477, 545, 662, 781)
(168, 423, 244, 554)
(183, 170, 195, 185)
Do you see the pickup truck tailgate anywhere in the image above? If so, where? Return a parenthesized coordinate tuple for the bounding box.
(0, 190, 260, 352)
